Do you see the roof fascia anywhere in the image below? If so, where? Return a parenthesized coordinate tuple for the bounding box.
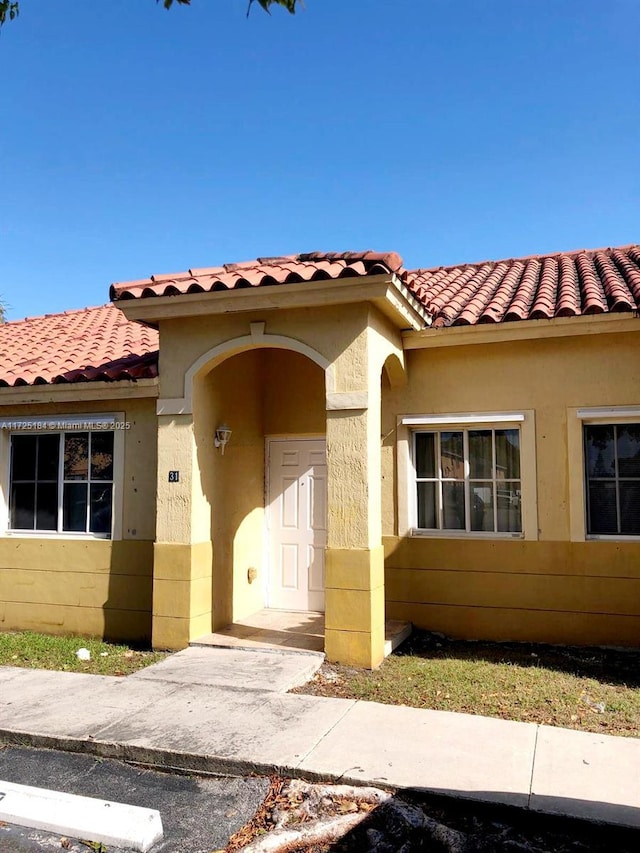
(0, 377, 159, 406)
(402, 312, 640, 350)
(114, 274, 429, 331)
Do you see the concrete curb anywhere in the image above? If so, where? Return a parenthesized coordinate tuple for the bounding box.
(0, 777, 163, 852)
(0, 729, 314, 783)
(3, 726, 639, 832)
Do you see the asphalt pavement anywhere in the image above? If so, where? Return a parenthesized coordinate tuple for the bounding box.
(0, 745, 268, 852)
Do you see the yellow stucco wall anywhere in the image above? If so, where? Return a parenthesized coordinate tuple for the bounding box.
(0, 539, 153, 641)
(382, 329, 640, 646)
(262, 349, 326, 436)
(0, 396, 157, 642)
(157, 304, 369, 402)
(6, 308, 636, 656)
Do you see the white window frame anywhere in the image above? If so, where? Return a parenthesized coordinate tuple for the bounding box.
(0, 414, 125, 540)
(569, 406, 640, 542)
(397, 410, 538, 540)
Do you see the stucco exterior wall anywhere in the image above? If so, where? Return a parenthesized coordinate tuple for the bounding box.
(0, 396, 157, 642)
(381, 328, 640, 646)
(262, 349, 326, 436)
(157, 304, 370, 403)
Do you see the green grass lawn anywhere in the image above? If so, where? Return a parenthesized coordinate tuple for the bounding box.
(295, 631, 640, 738)
(0, 631, 167, 676)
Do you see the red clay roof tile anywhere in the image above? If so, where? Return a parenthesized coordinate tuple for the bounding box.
(408, 244, 640, 327)
(111, 243, 637, 328)
(0, 304, 158, 388)
(110, 251, 405, 300)
(3, 244, 639, 390)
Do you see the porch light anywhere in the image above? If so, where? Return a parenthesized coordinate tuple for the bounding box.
(214, 424, 232, 455)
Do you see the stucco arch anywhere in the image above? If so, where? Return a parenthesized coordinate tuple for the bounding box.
(161, 331, 336, 415)
(382, 352, 407, 388)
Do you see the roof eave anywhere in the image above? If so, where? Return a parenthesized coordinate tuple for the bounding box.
(113, 274, 429, 331)
(0, 376, 159, 405)
(402, 311, 640, 350)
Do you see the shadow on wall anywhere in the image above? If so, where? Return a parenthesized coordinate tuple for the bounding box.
(326, 789, 639, 852)
(104, 408, 157, 646)
(194, 347, 326, 632)
(103, 543, 154, 646)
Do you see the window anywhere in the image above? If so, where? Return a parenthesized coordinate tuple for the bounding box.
(8, 430, 114, 536)
(413, 427, 522, 534)
(584, 423, 640, 536)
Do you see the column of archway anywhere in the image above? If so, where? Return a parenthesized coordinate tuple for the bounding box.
(324, 328, 387, 669)
(151, 412, 213, 650)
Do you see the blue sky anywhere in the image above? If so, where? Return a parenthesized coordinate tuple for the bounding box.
(1, 0, 638, 319)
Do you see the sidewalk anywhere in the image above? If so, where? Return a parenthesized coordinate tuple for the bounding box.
(1, 646, 639, 830)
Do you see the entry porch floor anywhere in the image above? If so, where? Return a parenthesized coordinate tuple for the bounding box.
(191, 609, 412, 659)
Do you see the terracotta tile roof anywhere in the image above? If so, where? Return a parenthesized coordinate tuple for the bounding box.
(0, 304, 158, 387)
(110, 251, 405, 300)
(112, 244, 640, 329)
(3, 245, 636, 390)
(407, 244, 640, 327)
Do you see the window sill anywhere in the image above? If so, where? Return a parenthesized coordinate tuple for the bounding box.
(410, 528, 524, 540)
(2, 531, 112, 541)
(585, 534, 640, 542)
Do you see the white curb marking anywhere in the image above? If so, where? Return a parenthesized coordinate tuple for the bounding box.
(0, 780, 163, 852)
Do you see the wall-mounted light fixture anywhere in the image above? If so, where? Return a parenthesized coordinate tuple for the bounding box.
(214, 424, 232, 455)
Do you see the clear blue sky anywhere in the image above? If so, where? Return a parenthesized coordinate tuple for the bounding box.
(1, 0, 638, 320)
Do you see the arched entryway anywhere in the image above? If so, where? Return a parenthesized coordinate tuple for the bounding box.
(190, 344, 327, 637)
(151, 309, 408, 668)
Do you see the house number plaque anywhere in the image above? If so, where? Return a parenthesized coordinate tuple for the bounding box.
(168, 471, 180, 482)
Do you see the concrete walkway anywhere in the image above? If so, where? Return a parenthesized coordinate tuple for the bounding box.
(1, 647, 639, 830)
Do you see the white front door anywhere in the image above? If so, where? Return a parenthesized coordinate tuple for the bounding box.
(267, 438, 327, 611)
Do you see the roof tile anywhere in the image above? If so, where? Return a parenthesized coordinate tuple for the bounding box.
(110, 251, 405, 300)
(0, 304, 158, 388)
(410, 245, 640, 326)
(3, 244, 639, 390)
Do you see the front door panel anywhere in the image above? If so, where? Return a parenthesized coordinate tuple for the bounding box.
(267, 439, 327, 611)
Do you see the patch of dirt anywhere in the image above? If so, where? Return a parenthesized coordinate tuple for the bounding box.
(225, 778, 640, 852)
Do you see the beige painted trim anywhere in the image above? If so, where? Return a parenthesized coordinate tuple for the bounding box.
(387, 276, 431, 329)
(577, 406, 640, 420)
(112, 424, 125, 541)
(396, 422, 411, 537)
(402, 313, 640, 350)
(156, 398, 189, 416)
(0, 378, 158, 406)
(115, 275, 428, 331)
(569, 406, 640, 543)
(0, 429, 9, 536)
(0, 414, 123, 430)
(520, 414, 538, 541)
(250, 321, 266, 340)
(567, 409, 586, 543)
(326, 392, 368, 411)
(162, 330, 336, 416)
(401, 412, 526, 426)
(397, 410, 537, 541)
